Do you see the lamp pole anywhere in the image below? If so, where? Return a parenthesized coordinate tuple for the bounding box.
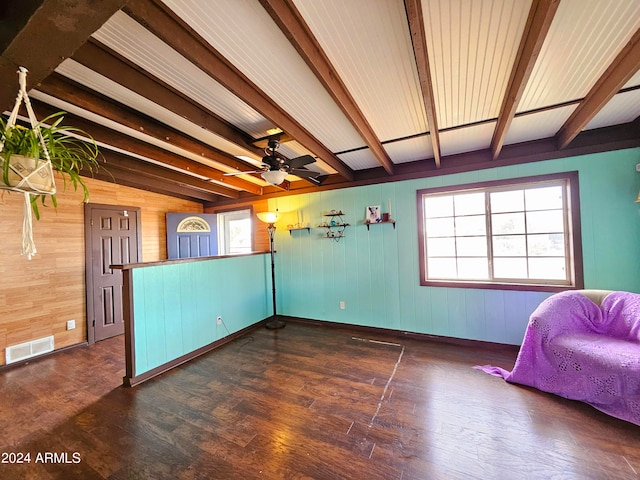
(258, 211, 285, 329)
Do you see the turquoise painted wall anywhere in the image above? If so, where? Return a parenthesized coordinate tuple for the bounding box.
(270, 148, 640, 345)
(131, 254, 272, 376)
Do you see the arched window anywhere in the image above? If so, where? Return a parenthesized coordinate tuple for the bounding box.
(176, 216, 211, 232)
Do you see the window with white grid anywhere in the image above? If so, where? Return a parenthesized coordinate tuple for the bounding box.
(417, 172, 583, 291)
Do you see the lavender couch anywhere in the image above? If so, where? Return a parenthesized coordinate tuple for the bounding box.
(477, 290, 640, 426)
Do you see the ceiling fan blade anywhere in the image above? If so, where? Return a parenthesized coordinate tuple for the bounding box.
(288, 154, 315, 169)
(223, 170, 262, 176)
(289, 168, 328, 185)
(303, 174, 328, 186)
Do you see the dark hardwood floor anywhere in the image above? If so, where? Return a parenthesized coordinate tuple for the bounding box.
(0, 321, 638, 479)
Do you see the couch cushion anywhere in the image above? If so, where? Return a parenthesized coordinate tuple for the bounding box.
(552, 334, 640, 371)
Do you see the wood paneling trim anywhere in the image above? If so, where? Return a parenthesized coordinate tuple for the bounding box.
(112, 251, 270, 271)
(123, 320, 265, 387)
(283, 316, 521, 352)
(122, 268, 136, 382)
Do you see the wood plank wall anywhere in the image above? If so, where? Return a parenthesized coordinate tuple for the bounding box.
(0, 173, 203, 366)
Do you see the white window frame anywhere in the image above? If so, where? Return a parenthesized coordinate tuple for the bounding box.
(417, 172, 583, 291)
(217, 209, 253, 255)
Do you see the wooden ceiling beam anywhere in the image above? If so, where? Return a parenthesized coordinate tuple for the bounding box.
(36, 73, 268, 192)
(405, 0, 442, 169)
(36, 75, 296, 193)
(72, 42, 302, 190)
(213, 120, 640, 206)
(0, 0, 126, 111)
(71, 41, 264, 159)
(260, 0, 394, 175)
(88, 163, 218, 203)
(556, 27, 640, 149)
(0, 1, 46, 53)
(31, 99, 243, 199)
(490, 0, 560, 160)
(124, 0, 354, 182)
(38, 73, 261, 174)
(95, 150, 222, 203)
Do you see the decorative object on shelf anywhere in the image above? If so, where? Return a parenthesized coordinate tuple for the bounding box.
(0, 67, 99, 259)
(257, 210, 285, 329)
(365, 205, 381, 224)
(364, 201, 396, 230)
(320, 210, 349, 242)
(287, 209, 310, 234)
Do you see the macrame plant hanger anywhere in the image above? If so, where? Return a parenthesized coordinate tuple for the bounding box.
(0, 67, 57, 259)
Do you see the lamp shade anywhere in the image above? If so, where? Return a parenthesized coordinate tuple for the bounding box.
(257, 211, 278, 224)
(261, 170, 288, 185)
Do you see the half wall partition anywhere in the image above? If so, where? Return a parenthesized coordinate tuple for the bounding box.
(115, 252, 272, 386)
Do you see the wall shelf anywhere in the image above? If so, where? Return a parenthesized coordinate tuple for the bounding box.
(365, 219, 396, 230)
(287, 227, 311, 235)
(319, 211, 349, 242)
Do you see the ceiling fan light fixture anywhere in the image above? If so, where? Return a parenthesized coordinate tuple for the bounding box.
(261, 170, 288, 185)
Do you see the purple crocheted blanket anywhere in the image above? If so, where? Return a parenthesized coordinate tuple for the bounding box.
(476, 290, 640, 426)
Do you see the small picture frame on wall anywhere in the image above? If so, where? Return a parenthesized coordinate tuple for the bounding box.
(365, 205, 381, 224)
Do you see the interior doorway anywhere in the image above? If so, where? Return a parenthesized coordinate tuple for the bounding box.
(84, 203, 141, 343)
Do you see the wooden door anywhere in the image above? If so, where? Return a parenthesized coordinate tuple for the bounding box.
(85, 204, 141, 343)
(166, 213, 218, 259)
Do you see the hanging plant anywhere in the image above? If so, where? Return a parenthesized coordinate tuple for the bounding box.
(0, 111, 100, 220)
(0, 67, 101, 259)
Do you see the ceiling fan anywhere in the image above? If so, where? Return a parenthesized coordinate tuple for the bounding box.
(224, 138, 327, 186)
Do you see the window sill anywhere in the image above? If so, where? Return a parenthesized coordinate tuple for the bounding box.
(420, 280, 582, 292)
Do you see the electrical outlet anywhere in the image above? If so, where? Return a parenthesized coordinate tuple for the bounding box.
(216, 316, 222, 325)
(339, 301, 345, 310)
(66, 320, 76, 330)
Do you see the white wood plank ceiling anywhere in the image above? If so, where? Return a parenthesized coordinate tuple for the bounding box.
(3, 0, 640, 201)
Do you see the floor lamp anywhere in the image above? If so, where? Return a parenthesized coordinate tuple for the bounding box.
(257, 211, 285, 329)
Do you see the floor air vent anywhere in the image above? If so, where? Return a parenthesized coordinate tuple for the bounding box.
(5, 336, 54, 364)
